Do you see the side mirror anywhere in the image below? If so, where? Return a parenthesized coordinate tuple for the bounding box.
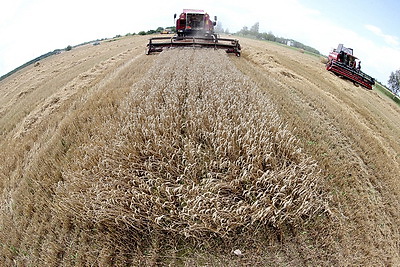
(214, 16, 217, 21)
(213, 22, 217, 26)
(174, 14, 177, 19)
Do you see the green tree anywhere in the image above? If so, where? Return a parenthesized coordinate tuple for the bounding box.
(388, 70, 400, 96)
(65, 45, 72, 51)
(250, 22, 259, 34)
(138, 31, 146, 35)
(262, 31, 276, 41)
(238, 26, 249, 35)
(215, 22, 224, 33)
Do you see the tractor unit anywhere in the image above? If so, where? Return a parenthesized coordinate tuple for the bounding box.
(326, 44, 375, 89)
(175, 9, 216, 38)
(146, 9, 241, 56)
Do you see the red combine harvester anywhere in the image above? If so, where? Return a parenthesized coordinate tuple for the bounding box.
(326, 44, 375, 89)
(146, 9, 241, 56)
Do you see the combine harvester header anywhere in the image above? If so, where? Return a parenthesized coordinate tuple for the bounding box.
(146, 9, 241, 56)
(326, 44, 375, 89)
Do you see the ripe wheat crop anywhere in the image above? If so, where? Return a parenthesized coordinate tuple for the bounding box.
(54, 49, 327, 248)
(2, 36, 398, 266)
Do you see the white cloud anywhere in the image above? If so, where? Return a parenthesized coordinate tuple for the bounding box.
(365, 24, 399, 47)
(0, 0, 25, 27)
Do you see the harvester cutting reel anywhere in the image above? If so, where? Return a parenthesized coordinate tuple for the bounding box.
(146, 35, 241, 56)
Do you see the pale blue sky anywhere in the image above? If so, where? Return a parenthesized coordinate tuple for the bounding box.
(0, 0, 399, 84)
(301, 0, 400, 36)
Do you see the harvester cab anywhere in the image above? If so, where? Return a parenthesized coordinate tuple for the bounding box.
(175, 9, 216, 38)
(326, 44, 374, 89)
(146, 9, 241, 56)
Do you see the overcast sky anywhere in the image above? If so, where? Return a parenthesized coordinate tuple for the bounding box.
(1, 0, 399, 84)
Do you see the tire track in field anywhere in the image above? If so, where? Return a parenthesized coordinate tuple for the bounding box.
(13, 50, 148, 138)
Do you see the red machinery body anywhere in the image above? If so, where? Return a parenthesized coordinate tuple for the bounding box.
(146, 9, 241, 56)
(176, 9, 215, 37)
(326, 44, 374, 89)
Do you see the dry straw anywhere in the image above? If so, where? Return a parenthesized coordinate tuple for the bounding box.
(54, 48, 327, 245)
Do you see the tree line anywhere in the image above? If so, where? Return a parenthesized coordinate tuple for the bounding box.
(235, 22, 320, 55)
(136, 26, 176, 36)
(388, 70, 400, 97)
(3, 23, 398, 96)
(0, 49, 63, 81)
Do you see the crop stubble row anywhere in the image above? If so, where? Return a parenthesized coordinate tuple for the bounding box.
(54, 49, 328, 245)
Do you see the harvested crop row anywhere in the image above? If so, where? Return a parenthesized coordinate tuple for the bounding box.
(55, 49, 328, 248)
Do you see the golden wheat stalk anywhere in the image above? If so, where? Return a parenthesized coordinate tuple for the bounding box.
(53, 48, 328, 244)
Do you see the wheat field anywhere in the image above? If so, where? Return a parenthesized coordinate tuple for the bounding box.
(56, 48, 327, 244)
(0, 35, 399, 266)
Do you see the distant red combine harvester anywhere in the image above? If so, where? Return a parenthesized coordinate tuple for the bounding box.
(326, 44, 375, 89)
(146, 9, 241, 56)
